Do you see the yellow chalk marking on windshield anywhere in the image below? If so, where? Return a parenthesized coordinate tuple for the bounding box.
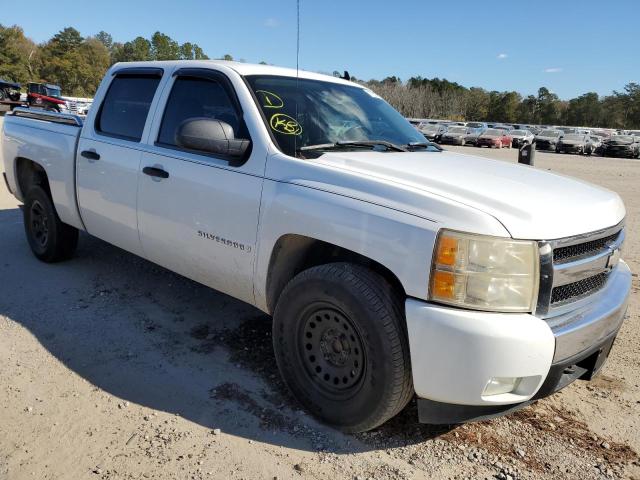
(270, 113, 302, 135)
(256, 90, 284, 109)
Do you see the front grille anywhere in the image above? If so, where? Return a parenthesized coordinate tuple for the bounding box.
(553, 231, 620, 263)
(536, 224, 624, 317)
(551, 272, 608, 305)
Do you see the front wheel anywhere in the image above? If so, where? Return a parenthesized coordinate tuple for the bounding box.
(23, 186, 78, 262)
(272, 263, 413, 432)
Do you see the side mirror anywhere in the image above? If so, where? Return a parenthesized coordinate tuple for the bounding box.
(176, 118, 250, 159)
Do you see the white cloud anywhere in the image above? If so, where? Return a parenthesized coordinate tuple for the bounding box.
(544, 67, 563, 73)
(497, 53, 508, 59)
(264, 18, 279, 28)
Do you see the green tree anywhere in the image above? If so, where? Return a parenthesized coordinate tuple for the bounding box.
(111, 36, 152, 63)
(180, 42, 194, 60)
(0, 24, 39, 83)
(464, 87, 489, 120)
(151, 31, 180, 60)
(47, 27, 84, 57)
(193, 45, 209, 60)
(39, 28, 110, 96)
(95, 31, 113, 52)
(565, 92, 601, 126)
(536, 87, 560, 124)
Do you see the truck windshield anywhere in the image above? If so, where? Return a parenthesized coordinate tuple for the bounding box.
(245, 75, 425, 158)
(46, 86, 62, 98)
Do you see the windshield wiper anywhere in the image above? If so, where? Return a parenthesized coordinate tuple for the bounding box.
(405, 141, 443, 151)
(298, 140, 408, 153)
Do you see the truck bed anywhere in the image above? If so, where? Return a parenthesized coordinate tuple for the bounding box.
(1, 108, 85, 230)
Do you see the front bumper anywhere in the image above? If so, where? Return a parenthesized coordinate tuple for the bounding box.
(440, 137, 464, 145)
(406, 260, 631, 423)
(605, 148, 635, 158)
(536, 142, 555, 150)
(558, 144, 583, 153)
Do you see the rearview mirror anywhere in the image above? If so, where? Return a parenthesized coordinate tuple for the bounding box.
(176, 118, 250, 159)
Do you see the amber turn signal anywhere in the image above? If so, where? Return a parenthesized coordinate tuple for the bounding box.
(431, 271, 455, 299)
(436, 236, 458, 266)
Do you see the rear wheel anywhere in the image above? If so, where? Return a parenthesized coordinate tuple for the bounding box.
(23, 186, 78, 262)
(273, 263, 413, 432)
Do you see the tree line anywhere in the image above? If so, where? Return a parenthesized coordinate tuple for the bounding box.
(364, 76, 640, 130)
(1, 24, 639, 128)
(0, 25, 222, 97)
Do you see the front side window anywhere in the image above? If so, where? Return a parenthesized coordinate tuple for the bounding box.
(96, 75, 161, 141)
(158, 76, 248, 148)
(246, 75, 426, 158)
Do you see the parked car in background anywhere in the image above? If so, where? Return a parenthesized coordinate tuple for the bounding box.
(602, 135, 640, 158)
(465, 121, 487, 129)
(0, 79, 21, 102)
(476, 128, 512, 148)
(419, 123, 448, 143)
(462, 127, 484, 146)
(535, 129, 564, 151)
(439, 126, 474, 146)
(511, 130, 535, 148)
(590, 136, 604, 155)
(557, 134, 594, 155)
(0, 78, 23, 111)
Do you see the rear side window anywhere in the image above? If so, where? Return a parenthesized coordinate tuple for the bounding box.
(158, 76, 248, 147)
(96, 76, 161, 141)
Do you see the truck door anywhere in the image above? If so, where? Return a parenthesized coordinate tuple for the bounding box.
(137, 69, 264, 305)
(76, 69, 163, 257)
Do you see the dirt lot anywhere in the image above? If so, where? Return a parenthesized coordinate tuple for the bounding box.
(1, 118, 639, 479)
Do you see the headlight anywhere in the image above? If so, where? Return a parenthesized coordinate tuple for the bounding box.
(429, 230, 539, 312)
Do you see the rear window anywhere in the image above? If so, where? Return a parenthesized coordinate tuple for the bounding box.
(96, 75, 161, 141)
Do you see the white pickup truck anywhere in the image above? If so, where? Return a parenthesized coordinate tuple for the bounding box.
(1, 61, 631, 432)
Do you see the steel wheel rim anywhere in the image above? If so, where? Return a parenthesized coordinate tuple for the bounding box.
(300, 306, 365, 393)
(30, 200, 49, 248)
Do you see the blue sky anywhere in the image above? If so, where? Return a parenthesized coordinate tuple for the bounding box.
(4, 0, 638, 99)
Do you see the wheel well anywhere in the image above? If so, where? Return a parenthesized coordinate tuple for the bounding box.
(265, 234, 406, 314)
(16, 158, 51, 199)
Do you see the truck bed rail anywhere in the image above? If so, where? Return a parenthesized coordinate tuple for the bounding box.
(9, 107, 83, 127)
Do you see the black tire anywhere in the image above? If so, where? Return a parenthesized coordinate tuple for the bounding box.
(272, 262, 413, 432)
(23, 186, 78, 262)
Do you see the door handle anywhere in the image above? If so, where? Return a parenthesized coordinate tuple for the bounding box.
(81, 150, 100, 161)
(142, 166, 169, 179)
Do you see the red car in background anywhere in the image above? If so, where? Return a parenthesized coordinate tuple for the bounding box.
(476, 128, 513, 148)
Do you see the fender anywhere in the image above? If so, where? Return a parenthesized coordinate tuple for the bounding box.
(254, 178, 439, 312)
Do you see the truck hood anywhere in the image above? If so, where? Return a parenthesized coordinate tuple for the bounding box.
(312, 150, 625, 240)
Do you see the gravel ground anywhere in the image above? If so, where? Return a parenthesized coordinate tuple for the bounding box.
(1, 118, 639, 480)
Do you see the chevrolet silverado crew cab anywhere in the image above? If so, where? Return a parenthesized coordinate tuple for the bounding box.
(1, 61, 631, 432)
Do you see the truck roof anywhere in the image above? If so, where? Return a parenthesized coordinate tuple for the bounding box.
(109, 60, 359, 88)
